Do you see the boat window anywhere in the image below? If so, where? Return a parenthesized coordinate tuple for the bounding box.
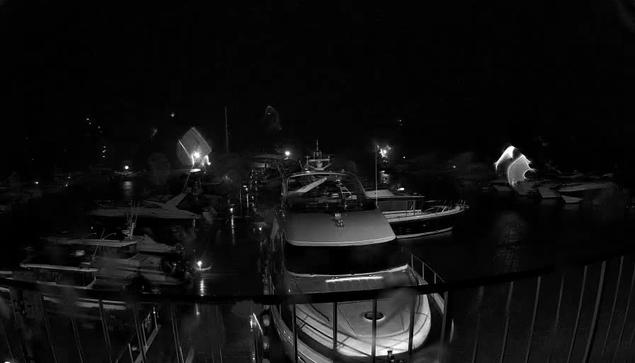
(57, 271, 94, 286)
(285, 173, 373, 212)
(36, 269, 60, 283)
(284, 239, 407, 275)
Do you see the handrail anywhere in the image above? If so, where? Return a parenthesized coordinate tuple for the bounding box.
(2, 242, 633, 306)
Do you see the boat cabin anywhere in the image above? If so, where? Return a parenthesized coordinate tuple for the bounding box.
(18, 254, 98, 288)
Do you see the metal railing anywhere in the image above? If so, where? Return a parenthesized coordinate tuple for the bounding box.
(3, 245, 635, 362)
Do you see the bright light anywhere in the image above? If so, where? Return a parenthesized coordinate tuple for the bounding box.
(397, 187, 405, 191)
(193, 152, 200, 159)
(507, 155, 535, 186)
(229, 207, 233, 214)
(170, 112, 175, 117)
(124, 165, 129, 170)
(403, 156, 406, 159)
(494, 146, 516, 172)
(34, 181, 39, 185)
(379, 145, 391, 159)
(197, 261, 202, 268)
(191, 168, 201, 173)
(102, 149, 106, 153)
(284, 150, 291, 157)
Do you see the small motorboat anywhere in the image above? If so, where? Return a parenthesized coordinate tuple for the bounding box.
(367, 189, 467, 239)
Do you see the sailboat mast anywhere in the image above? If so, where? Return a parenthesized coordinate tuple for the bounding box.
(224, 106, 229, 154)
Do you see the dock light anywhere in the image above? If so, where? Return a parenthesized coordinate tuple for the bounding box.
(124, 165, 129, 170)
(197, 261, 202, 268)
(284, 150, 291, 157)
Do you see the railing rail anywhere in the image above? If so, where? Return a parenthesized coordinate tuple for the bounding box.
(4, 243, 635, 363)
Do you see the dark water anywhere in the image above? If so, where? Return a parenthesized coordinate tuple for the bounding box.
(400, 191, 635, 363)
(407, 191, 635, 281)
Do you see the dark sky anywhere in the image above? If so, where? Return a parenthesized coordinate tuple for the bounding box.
(2, 0, 635, 170)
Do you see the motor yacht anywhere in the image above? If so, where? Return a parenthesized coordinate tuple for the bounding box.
(366, 189, 467, 239)
(263, 151, 449, 362)
(88, 194, 200, 220)
(0, 247, 128, 311)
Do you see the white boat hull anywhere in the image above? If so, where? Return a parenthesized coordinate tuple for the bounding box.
(537, 186, 560, 199)
(562, 195, 583, 204)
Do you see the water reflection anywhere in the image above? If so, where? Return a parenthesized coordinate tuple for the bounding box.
(491, 210, 528, 246)
(122, 181, 134, 201)
(198, 278, 206, 296)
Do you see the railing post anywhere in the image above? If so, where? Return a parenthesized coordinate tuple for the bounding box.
(524, 276, 542, 363)
(566, 265, 588, 363)
(471, 286, 485, 363)
(547, 272, 566, 363)
(613, 261, 635, 363)
(99, 299, 113, 363)
(39, 294, 58, 363)
(292, 304, 298, 363)
(132, 303, 147, 363)
(332, 302, 338, 357)
(170, 304, 185, 363)
(439, 290, 450, 363)
(0, 315, 15, 362)
(128, 342, 134, 363)
(603, 256, 624, 355)
(408, 295, 416, 358)
(499, 281, 515, 363)
(70, 316, 85, 363)
(371, 299, 377, 363)
(582, 260, 607, 363)
(421, 260, 425, 281)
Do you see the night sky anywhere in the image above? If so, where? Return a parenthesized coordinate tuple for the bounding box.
(2, 1, 635, 172)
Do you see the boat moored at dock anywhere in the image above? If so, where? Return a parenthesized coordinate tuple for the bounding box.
(261, 147, 450, 362)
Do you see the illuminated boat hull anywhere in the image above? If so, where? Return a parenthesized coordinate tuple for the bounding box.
(537, 186, 560, 199)
(383, 206, 465, 239)
(271, 267, 444, 362)
(269, 267, 448, 363)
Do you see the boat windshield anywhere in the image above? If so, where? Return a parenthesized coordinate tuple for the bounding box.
(284, 239, 407, 275)
(285, 173, 372, 212)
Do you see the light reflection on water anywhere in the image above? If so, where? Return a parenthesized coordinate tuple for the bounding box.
(122, 181, 134, 201)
